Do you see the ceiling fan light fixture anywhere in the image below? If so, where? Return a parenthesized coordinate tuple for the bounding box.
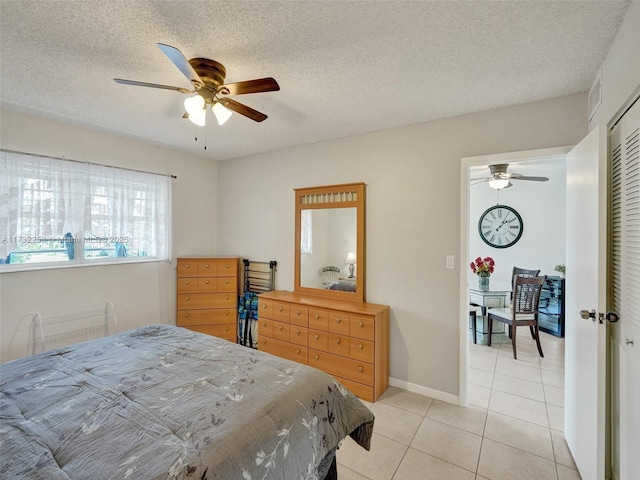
(489, 178, 510, 190)
(212, 102, 232, 126)
(184, 94, 205, 116)
(188, 107, 207, 127)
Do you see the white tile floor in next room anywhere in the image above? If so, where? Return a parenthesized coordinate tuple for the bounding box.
(336, 331, 581, 480)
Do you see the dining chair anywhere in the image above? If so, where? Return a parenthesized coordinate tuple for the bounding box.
(487, 275, 546, 359)
(511, 266, 540, 286)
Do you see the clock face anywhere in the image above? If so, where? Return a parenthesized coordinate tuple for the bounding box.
(478, 205, 523, 248)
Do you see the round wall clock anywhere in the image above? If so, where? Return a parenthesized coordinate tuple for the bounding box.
(478, 204, 523, 248)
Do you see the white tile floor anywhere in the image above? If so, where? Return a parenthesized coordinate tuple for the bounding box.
(336, 331, 581, 480)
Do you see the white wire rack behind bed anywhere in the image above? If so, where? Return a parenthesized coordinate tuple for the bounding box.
(30, 302, 117, 355)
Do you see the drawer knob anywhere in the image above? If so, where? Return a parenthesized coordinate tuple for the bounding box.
(315, 354, 319, 360)
(225, 311, 229, 316)
(224, 326, 229, 331)
(359, 322, 364, 328)
(262, 321, 267, 327)
(335, 338, 340, 345)
(358, 366, 363, 373)
(358, 344, 363, 349)
(225, 295, 229, 300)
(225, 263, 229, 268)
(296, 330, 301, 335)
(279, 326, 283, 331)
(315, 314, 320, 319)
(336, 318, 341, 324)
(185, 296, 190, 301)
(262, 304, 267, 309)
(185, 280, 190, 285)
(279, 307, 283, 312)
(296, 310, 300, 315)
(184, 312, 190, 318)
(315, 334, 319, 340)
(296, 349, 301, 354)
(205, 280, 209, 284)
(185, 264, 190, 268)
(225, 279, 229, 284)
(205, 264, 209, 268)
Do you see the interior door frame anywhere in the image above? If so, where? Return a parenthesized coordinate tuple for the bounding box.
(458, 146, 572, 406)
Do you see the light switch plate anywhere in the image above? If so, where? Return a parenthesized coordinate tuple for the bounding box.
(446, 255, 454, 269)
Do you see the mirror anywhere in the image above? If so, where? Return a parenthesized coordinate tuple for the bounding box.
(294, 183, 365, 302)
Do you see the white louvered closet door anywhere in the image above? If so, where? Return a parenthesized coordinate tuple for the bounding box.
(610, 96, 639, 480)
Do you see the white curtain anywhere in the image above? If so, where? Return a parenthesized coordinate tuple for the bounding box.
(0, 150, 171, 264)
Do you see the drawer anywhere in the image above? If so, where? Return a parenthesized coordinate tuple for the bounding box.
(216, 276, 237, 293)
(309, 350, 373, 386)
(309, 329, 329, 352)
(327, 333, 350, 358)
(328, 311, 350, 336)
(273, 302, 290, 322)
(289, 306, 309, 327)
(183, 324, 235, 341)
(333, 375, 374, 403)
(259, 299, 274, 319)
(197, 278, 218, 292)
(309, 308, 329, 331)
(258, 318, 274, 337)
(290, 325, 308, 347)
(177, 259, 197, 276)
(273, 321, 290, 342)
(177, 277, 198, 293)
(217, 259, 238, 276)
(350, 315, 375, 341)
(197, 260, 217, 276)
(177, 309, 236, 325)
(349, 338, 374, 363)
(177, 293, 235, 309)
(259, 336, 308, 364)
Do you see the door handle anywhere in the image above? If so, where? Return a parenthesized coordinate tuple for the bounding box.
(580, 309, 596, 321)
(606, 312, 619, 323)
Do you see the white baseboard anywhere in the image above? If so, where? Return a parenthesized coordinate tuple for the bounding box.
(388, 377, 460, 406)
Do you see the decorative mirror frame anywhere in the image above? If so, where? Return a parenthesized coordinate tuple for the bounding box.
(294, 182, 365, 303)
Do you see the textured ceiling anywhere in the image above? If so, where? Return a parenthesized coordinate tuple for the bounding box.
(0, 1, 631, 161)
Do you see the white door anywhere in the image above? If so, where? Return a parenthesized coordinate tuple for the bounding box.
(565, 125, 608, 480)
(609, 97, 640, 480)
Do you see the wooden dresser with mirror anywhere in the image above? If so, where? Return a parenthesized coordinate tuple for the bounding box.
(258, 183, 390, 402)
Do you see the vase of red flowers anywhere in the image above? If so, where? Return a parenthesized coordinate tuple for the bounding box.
(470, 256, 495, 291)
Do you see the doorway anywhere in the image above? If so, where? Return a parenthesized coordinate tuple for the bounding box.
(459, 146, 571, 406)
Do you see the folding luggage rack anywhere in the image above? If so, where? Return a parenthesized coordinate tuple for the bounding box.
(238, 259, 276, 348)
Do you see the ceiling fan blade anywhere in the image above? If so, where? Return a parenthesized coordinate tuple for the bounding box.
(114, 78, 191, 94)
(157, 43, 204, 88)
(219, 98, 268, 122)
(511, 175, 549, 182)
(219, 77, 280, 96)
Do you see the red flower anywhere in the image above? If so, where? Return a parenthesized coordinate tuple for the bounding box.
(470, 256, 495, 277)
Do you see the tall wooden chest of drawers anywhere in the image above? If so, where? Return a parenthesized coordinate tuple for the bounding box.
(176, 256, 238, 342)
(257, 290, 389, 402)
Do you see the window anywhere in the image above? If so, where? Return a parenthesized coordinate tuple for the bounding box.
(0, 150, 171, 270)
(300, 209, 313, 254)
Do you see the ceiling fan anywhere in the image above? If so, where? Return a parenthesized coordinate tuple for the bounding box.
(114, 43, 279, 126)
(471, 163, 549, 190)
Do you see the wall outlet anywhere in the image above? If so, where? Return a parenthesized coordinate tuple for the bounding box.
(446, 255, 454, 269)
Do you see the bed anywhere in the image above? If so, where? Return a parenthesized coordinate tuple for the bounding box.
(0, 324, 374, 479)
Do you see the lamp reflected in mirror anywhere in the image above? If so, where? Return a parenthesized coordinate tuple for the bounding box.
(345, 252, 356, 278)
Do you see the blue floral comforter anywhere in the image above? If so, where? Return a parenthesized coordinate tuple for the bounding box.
(0, 324, 374, 479)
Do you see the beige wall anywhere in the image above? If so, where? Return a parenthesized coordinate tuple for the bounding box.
(589, 2, 640, 130)
(217, 93, 588, 399)
(0, 109, 218, 362)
